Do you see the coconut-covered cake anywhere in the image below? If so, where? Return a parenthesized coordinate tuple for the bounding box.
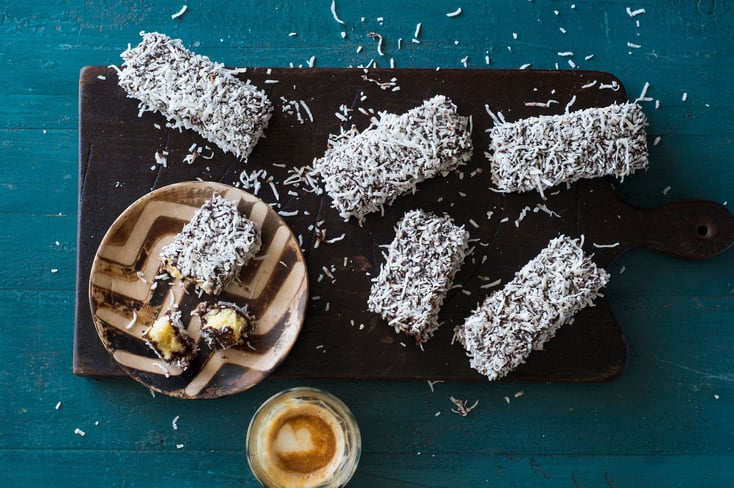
(455, 235, 610, 380)
(312, 95, 474, 224)
(160, 193, 261, 296)
(487, 102, 648, 197)
(115, 31, 273, 161)
(368, 209, 470, 344)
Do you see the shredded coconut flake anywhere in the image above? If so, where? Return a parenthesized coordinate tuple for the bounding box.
(171, 5, 188, 20)
(368, 32, 385, 56)
(330, 0, 346, 25)
(592, 242, 620, 248)
(427, 380, 444, 392)
(125, 311, 138, 330)
(635, 81, 653, 103)
(449, 396, 478, 416)
(626, 7, 646, 17)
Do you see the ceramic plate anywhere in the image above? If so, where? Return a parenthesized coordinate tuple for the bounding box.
(89, 182, 308, 399)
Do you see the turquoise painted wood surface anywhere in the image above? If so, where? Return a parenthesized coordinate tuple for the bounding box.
(2, 0, 733, 486)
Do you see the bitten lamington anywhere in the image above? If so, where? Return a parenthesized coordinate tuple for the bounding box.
(312, 95, 473, 224)
(115, 32, 273, 160)
(455, 235, 610, 380)
(142, 310, 196, 370)
(488, 102, 648, 197)
(160, 193, 261, 296)
(194, 301, 255, 350)
(368, 209, 469, 344)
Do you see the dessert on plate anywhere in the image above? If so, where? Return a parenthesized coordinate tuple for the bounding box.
(160, 193, 261, 296)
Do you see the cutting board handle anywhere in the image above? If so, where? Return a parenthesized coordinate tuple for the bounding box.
(580, 182, 734, 264)
(632, 200, 734, 259)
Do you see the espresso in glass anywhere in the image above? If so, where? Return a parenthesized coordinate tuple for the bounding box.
(246, 387, 361, 488)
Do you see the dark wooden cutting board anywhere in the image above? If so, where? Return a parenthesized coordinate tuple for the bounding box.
(74, 66, 734, 382)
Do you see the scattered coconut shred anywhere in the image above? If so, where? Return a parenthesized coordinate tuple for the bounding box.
(487, 102, 649, 197)
(454, 235, 610, 380)
(114, 32, 273, 161)
(312, 95, 473, 223)
(368, 209, 469, 344)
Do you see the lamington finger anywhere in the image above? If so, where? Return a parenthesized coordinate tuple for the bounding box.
(455, 235, 610, 380)
(488, 102, 648, 196)
(313, 95, 473, 224)
(368, 209, 470, 344)
(160, 193, 261, 296)
(115, 31, 273, 161)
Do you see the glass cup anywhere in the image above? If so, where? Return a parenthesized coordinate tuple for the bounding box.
(246, 387, 361, 488)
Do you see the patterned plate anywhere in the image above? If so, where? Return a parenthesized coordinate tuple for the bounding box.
(89, 182, 308, 399)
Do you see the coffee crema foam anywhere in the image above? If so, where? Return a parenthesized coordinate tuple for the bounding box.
(271, 413, 336, 472)
(258, 402, 345, 487)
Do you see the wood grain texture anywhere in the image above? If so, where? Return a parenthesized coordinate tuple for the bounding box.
(2, 0, 734, 486)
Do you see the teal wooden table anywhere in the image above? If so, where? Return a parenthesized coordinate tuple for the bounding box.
(3, 1, 733, 486)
